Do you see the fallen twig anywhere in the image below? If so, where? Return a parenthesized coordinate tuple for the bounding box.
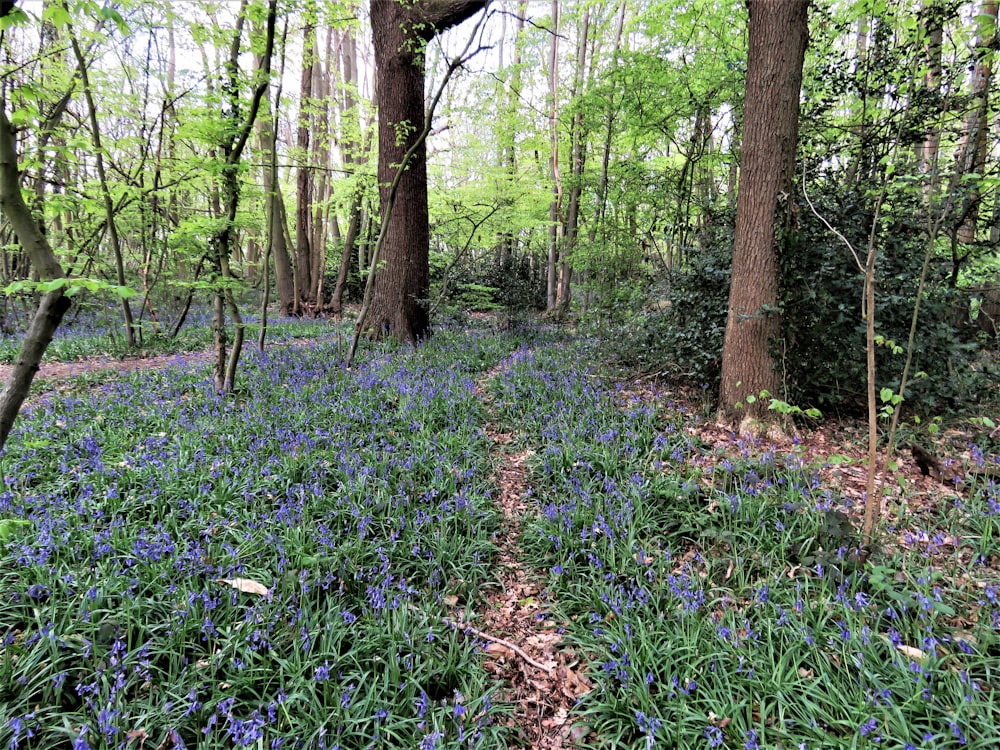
(445, 617, 554, 674)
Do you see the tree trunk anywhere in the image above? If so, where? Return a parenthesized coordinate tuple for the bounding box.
(546, 0, 561, 312)
(253, 9, 294, 314)
(556, 8, 590, 316)
(294, 8, 316, 310)
(0, 107, 71, 451)
(330, 25, 368, 314)
(955, 0, 997, 244)
(310, 26, 334, 307)
(69, 32, 136, 347)
(718, 0, 808, 427)
(364, 0, 487, 341)
(916, 1, 943, 212)
(497, 1, 526, 268)
(210, 0, 277, 392)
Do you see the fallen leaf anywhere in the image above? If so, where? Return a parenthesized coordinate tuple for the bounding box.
(568, 724, 590, 742)
(895, 644, 926, 660)
(485, 642, 515, 659)
(216, 578, 269, 596)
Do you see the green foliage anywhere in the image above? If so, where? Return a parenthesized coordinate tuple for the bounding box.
(781, 182, 987, 413)
(431, 250, 545, 315)
(0, 325, 517, 748)
(598, 213, 732, 385)
(493, 339, 1000, 750)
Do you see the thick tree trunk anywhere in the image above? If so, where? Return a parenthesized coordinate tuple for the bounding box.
(718, 0, 808, 427)
(365, 0, 487, 342)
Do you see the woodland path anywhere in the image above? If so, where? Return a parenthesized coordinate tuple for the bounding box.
(469, 355, 593, 749)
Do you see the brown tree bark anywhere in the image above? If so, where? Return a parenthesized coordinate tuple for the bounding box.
(253, 12, 295, 315)
(916, 1, 943, 212)
(364, 0, 488, 342)
(0, 107, 71, 451)
(330, 24, 368, 314)
(210, 0, 277, 392)
(718, 0, 808, 427)
(555, 8, 590, 317)
(69, 32, 137, 347)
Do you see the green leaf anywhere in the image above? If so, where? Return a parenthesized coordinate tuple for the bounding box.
(880, 387, 894, 403)
(114, 285, 138, 299)
(98, 5, 130, 36)
(0, 7, 30, 29)
(3, 279, 31, 296)
(42, 3, 72, 27)
(0, 519, 31, 541)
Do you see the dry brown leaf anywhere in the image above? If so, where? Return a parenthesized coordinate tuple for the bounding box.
(798, 667, 814, 679)
(216, 578, 269, 596)
(485, 642, 516, 659)
(568, 724, 590, 743)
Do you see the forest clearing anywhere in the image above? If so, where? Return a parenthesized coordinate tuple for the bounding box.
(2, 0, 1000, 747)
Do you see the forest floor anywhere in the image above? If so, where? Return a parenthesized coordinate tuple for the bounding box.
(3, 327, 998, 749)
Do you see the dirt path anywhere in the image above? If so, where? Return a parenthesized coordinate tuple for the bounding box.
(0, 350, 217, 385)
(468, 358, 593, 749)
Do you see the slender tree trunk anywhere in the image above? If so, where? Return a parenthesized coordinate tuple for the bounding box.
(844, 14, 870, 186)
(546, 0, 561, 312)
(0, 108, 71, 450)
(69, 33, 136, 347)
(330, 25, 367, 313)
(311, 27, 336, 308)
(210, 0, 277, 392)
(255, 109, 295, 313)
(718, 0, 808, 427)
(556, 8, 590, 316)
(955, 0, 997, 244)
(294, 5, 316, 310)
(916, 1, 943, 212)
(497, 1, 526, 268)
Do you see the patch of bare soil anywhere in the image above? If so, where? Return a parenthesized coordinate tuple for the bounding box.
(1, 338, 326, 405)
(465, 361, 593, 749)
(0, 350, 216, 384)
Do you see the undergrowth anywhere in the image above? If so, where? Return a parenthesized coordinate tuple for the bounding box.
(0, 325, 519, 749)
(490, 342, 1000, 750)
